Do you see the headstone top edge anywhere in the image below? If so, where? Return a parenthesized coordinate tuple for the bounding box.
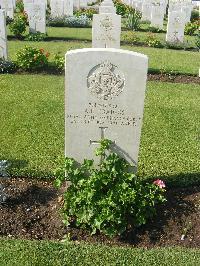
(66, 48, 148, 60)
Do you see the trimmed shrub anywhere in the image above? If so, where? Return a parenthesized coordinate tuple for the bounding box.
(25, 32, 47, 41)
(121, 31, 140, 44)
(184, 22, 198, 36)
(16, 46, 50, 70)
(74, 8, 97, 19)
(145, 33, 163, 48)
(9, 14, 26, 39)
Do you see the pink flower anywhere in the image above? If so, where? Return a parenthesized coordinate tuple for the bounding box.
(153, 179, 166, 189)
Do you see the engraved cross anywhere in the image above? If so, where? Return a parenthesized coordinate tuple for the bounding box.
(90, 127, 108, 145)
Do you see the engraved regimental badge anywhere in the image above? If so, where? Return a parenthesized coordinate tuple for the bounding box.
(87, 61, 125, 100)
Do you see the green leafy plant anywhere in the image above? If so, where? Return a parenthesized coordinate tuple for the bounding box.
(196, 32, 200, 50)
(184, 22, 198, 36)
(165, 41, 184, 50)
(15, 0, 24, 13)
(149, 26, 164, 33)
(9, 14, 26, 39)
(55, 139, 166, 237)
(191, 9, 199, 22)
(145, 33, 163, 48)
(121, 31, 140, 44)
(125, 8, 141, 31)
(53, 53, 65, 71)
(113, 0, 129, 16)
(25, 32, 47, 41)
(16, 46, 50, 70)
(75, 8, 97, 19)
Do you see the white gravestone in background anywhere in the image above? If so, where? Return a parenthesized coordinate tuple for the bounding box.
(64, 0, 74, 16)
(0, 0, 14, 19)
(73, 0, 80, 10)
(92, 0, 121, 48)
(23, 0, 34, 15)
(27, 3, 46, 33)
(166, 11, 185, 43)
(99, 0, 116, 14)
(50, 0, 65, 17)
(65, 48, 148, 168)
(181, 4, 193, 24)
(150, 3, 165, 29)
(0, 10, 7, 60)
(141, 2, 152, 21)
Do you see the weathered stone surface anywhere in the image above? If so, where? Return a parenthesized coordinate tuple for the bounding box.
(65, 48, 148, 169)
(92, 13, 121, 48)
(27, 3, 46, 33)
(166, 11, 185, 43)
(0, 10, 7, 60)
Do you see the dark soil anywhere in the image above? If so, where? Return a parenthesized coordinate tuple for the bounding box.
(1, 178, 200, 248)
(148, 73, 200, 84)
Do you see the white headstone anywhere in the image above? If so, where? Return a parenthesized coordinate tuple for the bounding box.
(50, 0, 64, 17)
(92, 0, 121, 48)
(150, 3, 165, 29)
(166, 11, 185, 43)
(23, 0, 34, 15)
(0, 0, 14, 19)
(181, 4, 193, 24)
(73, 0, 80, 10)
(27, 3, 46, 33)
(99, 0, 116, 14)
(64, 0, 74, 16)
(141, 2, 152, 21)
(0, 10, 7, 60)
(65, 48, 148, 168)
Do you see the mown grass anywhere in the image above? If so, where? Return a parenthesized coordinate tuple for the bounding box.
(0, 239, 200, 266)
(0, 75, 199, 184)
(7, 26, 197, 47)
(7, 40, 200, 75)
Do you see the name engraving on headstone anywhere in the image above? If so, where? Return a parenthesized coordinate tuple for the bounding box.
(67, 102, 136, 126)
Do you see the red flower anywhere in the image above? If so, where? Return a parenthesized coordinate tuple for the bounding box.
(153, 179, 166, 189)
(39, 48, 44, 53)
(46, 52, 50, 57)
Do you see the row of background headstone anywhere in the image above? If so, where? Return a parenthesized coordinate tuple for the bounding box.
(0, 0, 197, 60)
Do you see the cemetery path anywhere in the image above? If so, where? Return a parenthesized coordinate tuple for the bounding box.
(0, 178, 200, 248)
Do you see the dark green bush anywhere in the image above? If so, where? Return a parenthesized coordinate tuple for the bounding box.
(9, 14, 26, 39)
(191, 9, 199, 22)
(145, 33, 164, 48)
(121, 31, 140, 44)
(15, 0, 24, 13)
(196, 32, 200, 50)
(0, 59, 16, 73)
(74, 8, 97, 19)
(25, 32, 47, 41)
(53, 53, 65, 71)
(184, 22, 198, 36)
(113, 0, 129, 16)
(16, 46, 50, 70)
(55, 139, 166, 237)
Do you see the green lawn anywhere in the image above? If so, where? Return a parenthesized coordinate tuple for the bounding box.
(0, 239, 200, 266)
(0, 75, 199, 184)
(7, 26, 197, 47)
(7, 39, 200, 75)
